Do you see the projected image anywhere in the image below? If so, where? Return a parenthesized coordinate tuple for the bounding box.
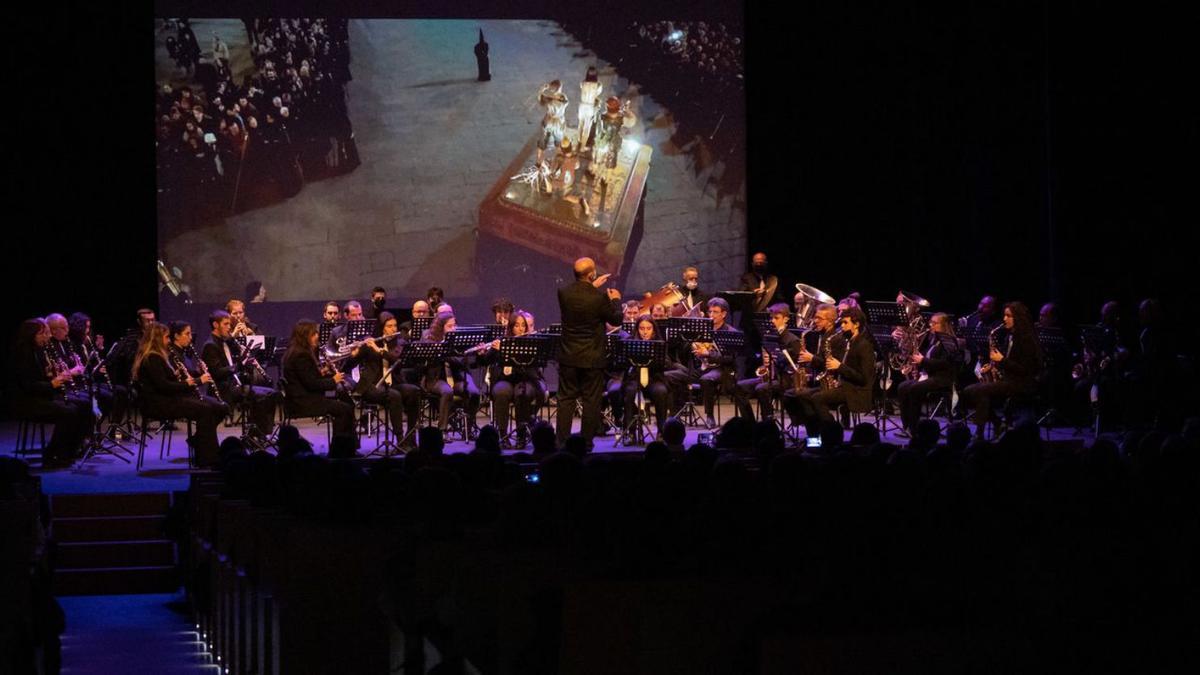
(154, 18, 745, 321)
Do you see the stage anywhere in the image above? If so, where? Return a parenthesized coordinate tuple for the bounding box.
(3, 401, 1107, 495)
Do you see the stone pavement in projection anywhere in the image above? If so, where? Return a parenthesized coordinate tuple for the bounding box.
(161, 19, 745, 307)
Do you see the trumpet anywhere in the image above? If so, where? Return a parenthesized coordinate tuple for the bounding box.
(231, 319, 254, 338)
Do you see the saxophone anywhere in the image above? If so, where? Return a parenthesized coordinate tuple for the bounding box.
(756, 346, 774, 383)
(975, 325, 1008, 383)
(814, 329, 845, 390)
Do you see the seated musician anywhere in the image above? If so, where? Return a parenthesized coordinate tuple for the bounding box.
(420, 311, 480, 433)
(692, 297, 754, 428)
(398, 299, 431, 340)
(479, 309, 546, 448)
(9, 318, 96, 466)
(896, 312, 961, 437)
(348, 311, 421, 445)
(67, 311, 117, 421)
(320, 301, 342, 336)
(492, 297, 515, 328)
(962, 302, 1043, 438)
(748, 303, 803, 423)
(133, 322, 228, 466)
(621, 315, 686, 438)
(281, 319, 357, 445)
(202, 310, 280, 441)
(783, 303, 837, 431)
(806, 307, 876, 428)
(227, 299, 258, 337)
(649, 303, 669, 320)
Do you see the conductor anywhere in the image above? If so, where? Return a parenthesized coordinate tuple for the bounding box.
(556, 257, 623, 447)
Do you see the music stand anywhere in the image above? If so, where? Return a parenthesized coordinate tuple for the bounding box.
(666, 317, 713, 343)
(711, 330, 746, 359)
(1035, 327, 1071, 434)
(411, 317, 433, 338)
(605, 332, 627, 370)
(495, 336, 553, 443)
(753, 312, 774, 339)
(621, 321, 636, 335)
(484, 323, 507, 341)
(346, 320, 375, 342)
(615, 339, 667, 446)
(544, 323, 563, 335)
(446, 327, 490, 355)
(717, 290, 756, 321)
(863, 301, 906, 327)
(958, 324, 991, 354)
(318, 322, 339, 347)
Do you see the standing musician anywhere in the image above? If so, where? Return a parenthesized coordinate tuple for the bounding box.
(420, 311, 481, 433)
(9, 318, 96, 466)
(692, 297, 754, 428)
(227, 299, 258, 337)
(806, 307, 876, 427)
(349, 311, 421, 445)
(962, 302, 1043, 438)
(677, 266, 709, 317)
(739, 252, 780, 315)
(202, 310, 280, 440)
(281, 319, 358, 444)
(622, 315, 686, 438)
(555, 257, 624, 447)
(133, 322, 227, 466)
(896, 312, 961, 437)
(748, 304, 803, 423)
(478, 310, 546, 448)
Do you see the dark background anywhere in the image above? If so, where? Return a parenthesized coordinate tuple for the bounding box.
(5, 1, 1195, 411)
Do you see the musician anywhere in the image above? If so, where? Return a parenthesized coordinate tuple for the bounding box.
(202, 310, 280, 440)
(227, 299, 258, 337)
(426, 286, 444, 309)
(420, 310, 481, 433)
(133, 322, 227, 466)
(67, 312, 118, 421)
(749, 304, 803, 422)
(479, 310, 546, 447)
(369, 286, 388, 319)
(622, 300, 642, 324)
(678, 266, 709, 317)
(1036, 302, 1075, 415)
(1072, 300, 1128, 427)
(8, 318, 96, 465)
(896, 313, 961, 436)
(783, 303, 840, 430)
(492, 297, 515, 327)
(807, 307, 876, 427)
(692, 297, 754, 428)
(649, 303, 669, 320)
(556, 257, 624, 447)
(958, 295, 1001, 332)
(281, 319, 357, 443)
(349, 312, 421, 444)
(105, 308, 157, 392)
(962, 302, 1043, 438)
(246, 280, 267, 303)
(618, 316, 683, 438)
(45, 314, 87, 387)
(739, 252, 780, 315)
(328, 301, 367, 385)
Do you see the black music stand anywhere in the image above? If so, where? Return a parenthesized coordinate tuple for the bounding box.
(411, 317, 433, 338)
(446, 327, 490, 355)
(318, 322, 339, 347)
(483, 323, 507, 341)
(398, 342, 445, 444)
(717, 290, 756, 323)
(753, 312, 774, 339)
(666, 317, 713, 343)
(346, 320, 375, 342)
(711, 331, 746, 359)
(615, 339, 667, 446)
(493, 336, 553, 443)
(544, 323, 563, 335)
(863, 301, 906, 327)
(1034, 328, 1071, 435)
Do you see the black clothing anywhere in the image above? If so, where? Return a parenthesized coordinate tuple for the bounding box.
(751, 327, 803, 419)
(351, 340, 420, 438)
(282, 352, 355, 439)
(479, 348, 546, 436)
(806, 331, 876, 426)
(556, 279, 623, 445)
(897, 332, 961, 431)
(417, 345, 480, 431)
(9, 345, 95, 461)
(962, 328, 1043, 434)
(201, 336, 279, 436)
(135, 352, 226, 465)
(678, 286, 710, 316)
(694, 323, 753, 419)
(739, 270, 780, 314)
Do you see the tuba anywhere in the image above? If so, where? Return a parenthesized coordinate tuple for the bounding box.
(889, 290, 931, 378)
(793, 283, 836, 329)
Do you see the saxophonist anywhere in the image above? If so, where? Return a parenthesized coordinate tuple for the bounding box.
(896, 313, 961, 437)
(202, 310, 280, 441)
(749, 304, 804, 423)
(807, 307, 876, 427)
(782, 303, 838, 430)
(962, 302, 1043, 438)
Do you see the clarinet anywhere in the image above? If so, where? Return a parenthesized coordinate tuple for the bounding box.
(187, 345, 222, 403)
(171, 351, 203, 399)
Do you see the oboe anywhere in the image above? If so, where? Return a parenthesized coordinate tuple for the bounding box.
(171, 351, 203, 399)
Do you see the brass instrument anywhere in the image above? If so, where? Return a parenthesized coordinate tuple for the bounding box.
(693, 340, 721, 371)
(794, 283, 836, 329)
(1071, 327, 1112, 380)
(231, 319, 254, 338)
(641, 282, 684, 314)
(187, 346, 222, 404)
(322, 332, 402, 364)
(890, 290, 931, 378)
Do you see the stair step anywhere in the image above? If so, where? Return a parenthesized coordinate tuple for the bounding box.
(53, 515, 167, 542)
(57, 540, 176, 569)
(51, 492, 172, 518)
(54, 565, 178, 596)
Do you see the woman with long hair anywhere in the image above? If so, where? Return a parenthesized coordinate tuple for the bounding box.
(8, 318, 96, 465)
(133, 321, 227, 466)
(962, 301, 1044, 438)
(619, 315, 682, 439)
(420, 310, 480, 432)
(350, 312, 421, 445)
(281, 319, 357, 445)
(480, 309, 546, 447)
